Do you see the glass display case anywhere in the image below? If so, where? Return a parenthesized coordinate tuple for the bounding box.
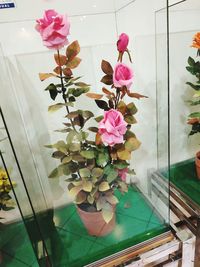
(0, 1, 171, 266)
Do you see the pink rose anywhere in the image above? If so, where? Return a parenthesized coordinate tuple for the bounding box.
(113, 63, 134, 88)
(99, 109, 127, 146)
(36, 9, 70, 50)
(117, 33, 129, 52)
(118, 168, 128, 181)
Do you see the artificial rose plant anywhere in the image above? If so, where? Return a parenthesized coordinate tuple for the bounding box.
(36, 10, 147, 223)
(186, 32, 200, 136)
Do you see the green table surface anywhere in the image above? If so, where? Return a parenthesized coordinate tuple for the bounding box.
(0, 186, 169, 267)
(162, 158, 200, 206)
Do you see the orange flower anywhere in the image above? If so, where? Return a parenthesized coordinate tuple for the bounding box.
(187, 118, 200, 125)
(191, 32, 200, 49)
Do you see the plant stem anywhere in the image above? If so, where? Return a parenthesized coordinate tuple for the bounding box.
(57, 50, 77, 132)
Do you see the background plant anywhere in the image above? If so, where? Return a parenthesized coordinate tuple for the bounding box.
(186, 32, 200, 137)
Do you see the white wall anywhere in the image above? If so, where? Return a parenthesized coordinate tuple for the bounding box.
(0, 1, 117, 213)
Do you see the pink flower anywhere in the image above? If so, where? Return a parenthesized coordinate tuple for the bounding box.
(36, 9, 70, 50)
(99, 109, 127, 146)
(117, 33, 129, 52)
(113, 63, 134, 88)
(118, 168, 128, 181)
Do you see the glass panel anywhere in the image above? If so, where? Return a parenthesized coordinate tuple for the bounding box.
(163, 0, 200, 204)
(0, 45, 50, 266)
(0, 1, 170, 266)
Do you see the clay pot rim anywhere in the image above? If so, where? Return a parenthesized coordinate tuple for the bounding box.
(77, 204, 100, 216)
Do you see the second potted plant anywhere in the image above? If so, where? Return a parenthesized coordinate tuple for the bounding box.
(186, 32, 200, 179)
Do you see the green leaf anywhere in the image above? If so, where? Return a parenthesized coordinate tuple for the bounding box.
(188, 100, 200, 106)
(188, 112, 200, 119)
(75, 191, 87, 204)
(72, 87, 89, 97)
(75, 82, 90, 87)
(124, 115, 137, 124)
(66, 130, 76, 144)
(82, 181, 93, 192)
(88, 127, 98, 133)
(125, 137, 141, 151)
(69, 143, 80, 152)
(54, 128, 72, 133)
(186, 82, 200, 91)
(188, 56, 195, 66)
(118, 181, 128, 193)
(61, 156, 72, 164)
(82, 110, 94, 119)
(127, 102, 138, 115)
(107, 169, 118, 183)
(113, 160, 129, 169)
(92, 168, 103, 177)
(87, 195, 95, 204)
(45, 83, 58, 100)
(95, 100, 109, 111)
(45, 140, 68, 154)
(105, 195, 119, 205)
(124, 130, 136, 140)
(79, 168, 91, 178)
(48, 168, 61, 178)
(80, 150, 95, 159)
(117, 101, 127, 114)
(102, 203, 114, 223)
(69, 185, 83, 197)
(62, 162, 79, 175)
(48, 103, 73, 113)
(99, 181, 110, 191)
(66, 111, 80, 119)
(95, 115, 103, 122)
(97, 152, 109, 166)
(52, 151, 65, 159)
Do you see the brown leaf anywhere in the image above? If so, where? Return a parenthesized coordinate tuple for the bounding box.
(102, 87, 115, 97)
(101, 75, 113, 85)
(66, 40, 80, 61)
(63, 68, 73, 77)
(117, 101, 127, 115)
(101, 60, 113, 75)
(66, 57, 81, 69)
(86, 93, 103, 100)
(54, 66, 62, 75)
(117, 147, 131, 160)
(125, 137, 141, 152)
(128, 92, 148, 99)
(95, 132, 102, 145)
(39, 73, 57, 81)
(54, 54, 67, 66)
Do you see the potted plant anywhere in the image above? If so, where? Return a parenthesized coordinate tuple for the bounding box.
(186, 32, 200, 179)
(0, 167, 16, 263)
(36, 10, 146, 236)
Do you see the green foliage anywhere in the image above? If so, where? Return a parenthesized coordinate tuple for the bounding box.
(186, 54, 200, 138)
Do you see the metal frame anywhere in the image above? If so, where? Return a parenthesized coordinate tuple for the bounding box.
(150, 170, 200, 266)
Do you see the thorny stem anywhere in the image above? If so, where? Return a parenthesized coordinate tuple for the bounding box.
(57, 50, 77, 132)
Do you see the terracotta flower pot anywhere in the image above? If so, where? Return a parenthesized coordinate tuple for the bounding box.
(77, 205, 116, 237)
(195, 151, 200, 179)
